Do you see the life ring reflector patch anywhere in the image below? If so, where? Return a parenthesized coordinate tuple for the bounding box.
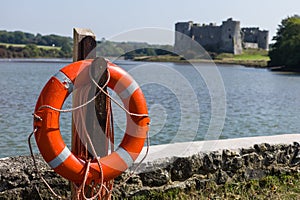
(33, 59, 150, 183)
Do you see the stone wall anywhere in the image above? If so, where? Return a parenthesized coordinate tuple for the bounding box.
(174, 18, 269, 55)
(258, 30, 269, 50)
(243, 42, 259, 49)
(241, 27, 269, 50)
(175, 18, 243, 55)
(220, 18, 242, 54)
(1, 134, 300, 199)
(0, 154, 70, 199)
(192, 25, 222, 52)
(174, 22, 195, 55)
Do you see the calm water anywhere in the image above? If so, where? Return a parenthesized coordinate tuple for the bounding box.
(1, 59, 300, 158)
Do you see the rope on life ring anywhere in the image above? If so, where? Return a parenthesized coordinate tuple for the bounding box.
(33, 59, 150, 184)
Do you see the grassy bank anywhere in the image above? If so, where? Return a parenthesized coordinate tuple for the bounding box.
(0, 42, 70, 58)
(128, 173, 300, 200)
(214, 48, 270, 67)
(133, 55, 183, 62)
(133, 49, 270, 68)
(0, 42, 61, 50)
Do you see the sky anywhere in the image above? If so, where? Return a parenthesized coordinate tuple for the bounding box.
(1, 0, 299, 45)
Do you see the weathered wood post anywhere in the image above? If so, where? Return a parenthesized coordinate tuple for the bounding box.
(72, 28, 110, 199)
(73, 28, 96, 61)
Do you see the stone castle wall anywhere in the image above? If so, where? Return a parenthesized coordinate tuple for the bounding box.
(220, 18, 242, 54)
(242, 28, 269, 50)
(192, 24, 221, 52)
(175, 18, 269, 55)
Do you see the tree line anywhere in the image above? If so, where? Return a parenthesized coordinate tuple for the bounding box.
(0, 44, 71, 58)
(269, 15, 300, 69)
(0, 30, 175, 59)
(97, 39, 175, 59)
(0, 30, 72, 48)
(0, 30, 72, 58)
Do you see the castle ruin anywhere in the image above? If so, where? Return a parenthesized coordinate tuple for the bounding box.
(175, 18, 269, 55)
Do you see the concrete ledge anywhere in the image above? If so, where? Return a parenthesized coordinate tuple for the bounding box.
(138, 134, 300, 161)
(134, 134, 300, 170)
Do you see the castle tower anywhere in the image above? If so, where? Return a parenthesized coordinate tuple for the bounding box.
(258, 30, 269, 50)
(174, 21, 193, 53)
(220, 18, 242, 54)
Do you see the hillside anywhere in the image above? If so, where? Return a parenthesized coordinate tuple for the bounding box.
(0, 30, 72, 58)
(0, 30, 175, 59)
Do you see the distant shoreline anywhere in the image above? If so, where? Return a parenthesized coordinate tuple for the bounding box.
(133, 55, 269, 68)
(0, 57, 269, 68)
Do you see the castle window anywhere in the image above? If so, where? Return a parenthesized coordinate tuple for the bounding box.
(229, 34, 232, 39)
(228, 28, 231, 32)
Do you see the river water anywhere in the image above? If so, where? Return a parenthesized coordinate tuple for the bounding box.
(1, 59, 300, 158)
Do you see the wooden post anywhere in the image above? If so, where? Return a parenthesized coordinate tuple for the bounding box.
(72, 28, 109, 199)
(72, 28, 96, 158)
(73, 28, 96, 61)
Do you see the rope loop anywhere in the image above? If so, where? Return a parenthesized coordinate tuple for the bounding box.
(29, 60, 150, 199)
(28, 128, 63, 199)
(33, 113, 42, 121)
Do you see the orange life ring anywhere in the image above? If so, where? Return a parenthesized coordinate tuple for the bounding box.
(33, 59, 150, 183)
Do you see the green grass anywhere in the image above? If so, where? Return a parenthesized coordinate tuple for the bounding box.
(127, 189, 182, 200)
(133, 55, 183, 62)
(0, 42, 61, 50)
(37, 44, 61, 50)
(132, 48, 270, 67)
(0, 42, 25, 48)
(215, 173, 300, 200)
(216, 48, 270, 61)
(234, 54, 269, 60)
(123, 173, 300, 200)
(213, 48, 270, 67)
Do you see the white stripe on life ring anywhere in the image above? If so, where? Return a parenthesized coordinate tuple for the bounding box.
(115, 147, 134, 167)
(54, 71, 74, 93)
(118, 80, 139, 99)
(48, 146, 72, 169)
